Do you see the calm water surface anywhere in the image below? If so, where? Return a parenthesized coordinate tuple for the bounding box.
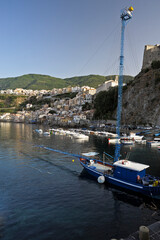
(0, 122, 160, 240)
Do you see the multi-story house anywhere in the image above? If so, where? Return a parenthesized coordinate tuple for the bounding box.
(96, 78, 119, 94)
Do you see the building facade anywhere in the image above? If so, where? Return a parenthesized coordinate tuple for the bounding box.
(96, 76, 118, 94)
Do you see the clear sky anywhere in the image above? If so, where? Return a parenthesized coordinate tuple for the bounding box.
(0, 0, 159, 79)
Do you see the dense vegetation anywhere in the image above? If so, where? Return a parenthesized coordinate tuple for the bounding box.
(93, 87, 118, 120)
(0, 95, 26, 107)
(0, 74, 134, 90)
(54, 92, 77, 99)
(0, 108, 17, 114)
(82, 102, 93, 111)
(18, 96, 52, 111)
(0, 95, 26, 113)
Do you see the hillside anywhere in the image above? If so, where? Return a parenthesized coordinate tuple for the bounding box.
(0, 74, 134, 90)
(0, 74, 65, 90)
(65, 75, 133, 88)
(121, 68, 160, 126)
(0, 94, 26, 113)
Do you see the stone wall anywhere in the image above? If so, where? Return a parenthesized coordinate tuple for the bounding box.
(121, 68, 160, 127)
(142, 44, 160, 69)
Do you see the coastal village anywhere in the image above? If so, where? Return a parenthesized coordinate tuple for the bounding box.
(1, 44, 160, 129)
(0, 77, 119, 126)
(1, 3, 160, 240)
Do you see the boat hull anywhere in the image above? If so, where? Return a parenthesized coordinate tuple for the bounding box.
(80, 162, 160, 199)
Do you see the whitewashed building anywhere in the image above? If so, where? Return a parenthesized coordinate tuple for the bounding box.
(96, 76, 119, 94)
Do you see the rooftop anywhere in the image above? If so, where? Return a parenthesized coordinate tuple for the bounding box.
(113, 160, 149, 172)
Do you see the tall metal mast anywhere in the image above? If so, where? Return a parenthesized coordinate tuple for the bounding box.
(114, 7, 133, 162)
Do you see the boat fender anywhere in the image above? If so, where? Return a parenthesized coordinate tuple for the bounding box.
(89, 160, 94, 165)
(97, 176, 105, 184)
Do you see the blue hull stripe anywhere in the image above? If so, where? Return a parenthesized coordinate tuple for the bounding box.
(108, 176, 143, 189)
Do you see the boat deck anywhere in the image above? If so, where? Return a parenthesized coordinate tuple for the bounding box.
(89, 162, 113, 173)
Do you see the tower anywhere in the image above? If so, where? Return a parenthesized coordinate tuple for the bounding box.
(142, 44, 160, 69)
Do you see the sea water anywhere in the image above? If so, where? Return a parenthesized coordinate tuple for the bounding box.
(0, 122, 160, 240)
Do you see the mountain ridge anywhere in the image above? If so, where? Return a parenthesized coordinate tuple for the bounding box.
(0, 73, 134, 90)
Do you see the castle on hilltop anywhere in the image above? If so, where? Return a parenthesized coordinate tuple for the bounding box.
(142, 44, 160, 69)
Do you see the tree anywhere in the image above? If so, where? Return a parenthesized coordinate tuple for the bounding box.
(93, 87, 118, 119)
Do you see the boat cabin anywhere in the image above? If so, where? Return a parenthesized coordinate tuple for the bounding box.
(113, 160, 149, 183)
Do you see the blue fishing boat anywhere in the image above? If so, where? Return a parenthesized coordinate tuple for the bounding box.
(78, 6, 160, 199)
(38, 144, 160, 199)
(155, 132, 160, 137)
(79, 153, 160, 199)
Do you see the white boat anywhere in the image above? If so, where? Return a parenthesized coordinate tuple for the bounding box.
(73, 133, 89, 140)
(108, 133, 118, 138)
(147, 141, 160, 147)
(35, 129, 43, 134)
(135, 139, 146, 144)
(95, 131, 108, 137)
(130, 132, 144, 140)
(43, 131, 50, 136)
(121, 140, 134, 145)
(120, 136, 134, 145)
(154, 137, 160, 142)
(108, 138, 120, 144)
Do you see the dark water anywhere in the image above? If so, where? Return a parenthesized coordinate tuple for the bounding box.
(0, 122, 160, 240)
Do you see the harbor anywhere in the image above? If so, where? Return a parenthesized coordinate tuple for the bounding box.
(0, 1, 160, 239)
(0, 122, 160, 240)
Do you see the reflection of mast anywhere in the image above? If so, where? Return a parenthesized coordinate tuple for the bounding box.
(114, 7, 134, 162)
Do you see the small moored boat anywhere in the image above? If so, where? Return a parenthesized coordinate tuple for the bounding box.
(120, 136, 134, 145)
(43, 131, 50, 136)
(79, 153, 160, 199)
(147, 141, 160, 147)
(35, 129, 43, 134)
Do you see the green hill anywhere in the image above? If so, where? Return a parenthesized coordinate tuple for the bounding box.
(65, 74, 133, 88)
(0, 73, 134, 90)
(0, 74, 65, 90)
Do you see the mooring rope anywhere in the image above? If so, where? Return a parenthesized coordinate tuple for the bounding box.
(36, 145, 90, 160)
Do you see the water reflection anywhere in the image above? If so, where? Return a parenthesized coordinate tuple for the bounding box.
(0, 122, 33, 141)
(0, 122, 160, 240)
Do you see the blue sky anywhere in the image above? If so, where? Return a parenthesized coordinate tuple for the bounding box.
(0, 0, 159, 79)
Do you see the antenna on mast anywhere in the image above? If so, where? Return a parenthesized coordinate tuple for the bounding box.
(114, 7, 133, 162)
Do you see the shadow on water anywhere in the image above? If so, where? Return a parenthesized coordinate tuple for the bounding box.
(111, 189, 160, 212)
(19, 150, 80, 177)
